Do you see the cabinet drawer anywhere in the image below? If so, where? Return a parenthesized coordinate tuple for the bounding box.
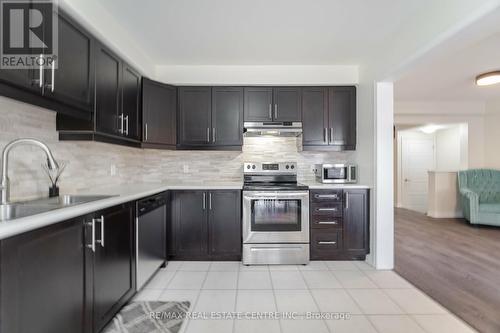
(311, 202, 343, 217)
(311, 216, 343, 229)
(310, 190, 343, 203)
(310, 230, 342, 259)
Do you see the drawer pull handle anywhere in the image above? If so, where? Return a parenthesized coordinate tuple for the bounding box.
(317, 208, 337, 212)
(317, 221, 338, 225)
(318, 241, 337, 245)
(315, 194, 339, 199)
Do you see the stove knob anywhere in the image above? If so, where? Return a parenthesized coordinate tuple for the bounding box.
(291, 165, 295, 169)
(246, 165, 251, 169)
(252, 165, 256, 169)
(286, 165, 290, 169)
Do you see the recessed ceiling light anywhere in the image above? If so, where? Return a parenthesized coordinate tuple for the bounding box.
(476, 71, 500, 86)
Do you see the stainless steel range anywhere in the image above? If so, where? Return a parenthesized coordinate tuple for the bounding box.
(242, 162, 310, 265)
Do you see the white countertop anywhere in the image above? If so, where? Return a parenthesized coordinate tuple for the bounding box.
(0, 181, 243, 240)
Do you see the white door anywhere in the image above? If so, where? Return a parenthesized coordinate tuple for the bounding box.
(401, 137, 435, 213)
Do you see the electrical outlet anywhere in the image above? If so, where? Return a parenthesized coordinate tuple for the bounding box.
(183, 165, 189, 173)
(110, 164, 117, 176)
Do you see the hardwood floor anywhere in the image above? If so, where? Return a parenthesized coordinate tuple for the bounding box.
(395, 208, 500, 333)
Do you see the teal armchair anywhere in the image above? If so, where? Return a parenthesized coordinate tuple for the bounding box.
(458, 169, 500, 226)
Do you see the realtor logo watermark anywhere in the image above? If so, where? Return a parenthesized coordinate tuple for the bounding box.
(0, 0, 58, 69)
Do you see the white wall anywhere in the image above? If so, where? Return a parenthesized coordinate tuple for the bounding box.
(435, 125, 467, 171)
(484, 101, 500, 168)
(155, 65, 358, 86)
(394, 101, 485, 168)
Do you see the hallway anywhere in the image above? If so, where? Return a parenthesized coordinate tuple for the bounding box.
(395, 208, 500, 333)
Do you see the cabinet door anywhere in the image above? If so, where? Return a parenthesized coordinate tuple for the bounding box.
(273, 87, 301, 121)
(328, 87, 356, 148)
(121, 63, 141, 140)
(178, 87, 212, 146)
(343, 189, 369, 253)
(171, 191, 208, 257)
(0, 218, 88, 333)
(93, 203, 135, 332)
(44, 12, 94, 113)
(212, 87, 243, 146)
(95, 44, 121, 136)
(142, 78, 177, 146)
(208, 190, 241, 257)
(302, 87, 328, 146)
(244, 87, 273, 121)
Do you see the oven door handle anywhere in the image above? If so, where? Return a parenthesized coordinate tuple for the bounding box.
(243, 192, 309, 199)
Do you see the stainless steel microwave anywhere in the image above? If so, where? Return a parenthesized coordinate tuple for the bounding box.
(314, 164, 357, 184)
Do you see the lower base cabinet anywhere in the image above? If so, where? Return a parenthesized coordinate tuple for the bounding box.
(168, 190, 241, 260)
(310, 189, 370, 260)
(0, 202, 136, 333)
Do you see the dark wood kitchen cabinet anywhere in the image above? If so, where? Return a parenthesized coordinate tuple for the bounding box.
(310, 188, 369, 260)
(178, 87, 243, 150)
(302, 86, 356, 151)
(0, 10, 94, 120)
(92, 203, 136, 333)
(142, 78, 177, 149)
(0, 202, 136, 333)
(243, 87, 301, 122)
(212, 87, 244, 146)
(121, 63, 141, 140)
(57, 43, 142, 147)
(169, 190, 241, 260)
(0, 217, 88, 333)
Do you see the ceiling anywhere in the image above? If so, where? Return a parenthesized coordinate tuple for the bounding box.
(98, 0, 432, 66)
(395, 32, 500, 102)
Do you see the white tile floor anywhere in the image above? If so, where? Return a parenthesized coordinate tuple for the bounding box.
(134, 261, 478, 333)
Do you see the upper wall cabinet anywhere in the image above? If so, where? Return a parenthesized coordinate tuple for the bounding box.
(57, 43, 142, 147)
(142, 78, 177, 149)
(178, 86, 243, 150)
(0, 10, 94, 119)
(302, 86, 356, 151)
(244, 87, 301, 122)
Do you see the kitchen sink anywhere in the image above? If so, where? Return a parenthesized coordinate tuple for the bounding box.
(0, 195, 115, 222)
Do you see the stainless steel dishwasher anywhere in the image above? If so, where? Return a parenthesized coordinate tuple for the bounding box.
(136, 192, 168, 290)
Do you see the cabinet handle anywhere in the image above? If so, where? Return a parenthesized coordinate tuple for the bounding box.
(31, 54, 44, 88)
(330, 128, 334, 142)
(144, 123, 148, 141)
(95, 215, 105, 247)
(317, 207, 337, 212)
(274, 104, 278, 119)
(207, 128, 210, 143)
(209, 192, 212, 210)
(124, 115, 129, 135)
(86, 220, 95, 252)
(118, 114, 124, 134)
(345, 192, 349, 210)
(317, 221, 338, 225)
(213, 128, 216, 143)
(315, 194, 339, 199)
(269, 104, 272, 119)
(318, 241, 337, 245)
(324, 128, 327, 142)
(43, 58, 55, 92)
(203, 192, 206, 210)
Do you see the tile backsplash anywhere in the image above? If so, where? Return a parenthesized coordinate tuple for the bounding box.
(0, 96, 352, 201)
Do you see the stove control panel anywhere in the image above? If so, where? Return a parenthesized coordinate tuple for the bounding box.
(244, 162, 297, 174)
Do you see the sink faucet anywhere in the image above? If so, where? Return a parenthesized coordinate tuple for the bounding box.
(0, 138, 59, 204)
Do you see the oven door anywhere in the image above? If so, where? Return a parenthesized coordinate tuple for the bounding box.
(243, 191, 309, 243)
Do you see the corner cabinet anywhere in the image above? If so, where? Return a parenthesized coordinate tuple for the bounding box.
(0, 202, 136, 333)
(178, 87, 243, 150)
(310, 188, 369, 260)
(168, 190, 242, 260)
(142, 78, 177, 149)
(302, 86, 356, 151)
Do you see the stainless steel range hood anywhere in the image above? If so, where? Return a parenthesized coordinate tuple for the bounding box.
(243, 122, 302, 137)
